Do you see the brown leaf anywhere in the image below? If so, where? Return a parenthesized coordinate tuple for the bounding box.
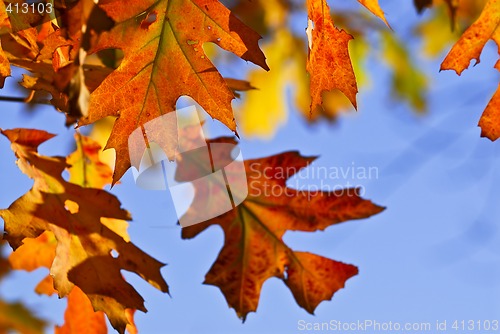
(306, 0, 358, 114)
(181, 138, 384, 320)
(414, 0, 433, 13)
(78, 0, 269, 184)
(225, 77, 256, 98)
(0, 129, 169, 333)
(2, 1, 113, 123)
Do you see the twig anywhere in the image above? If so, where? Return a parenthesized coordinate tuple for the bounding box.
(0, 95, 51, 104)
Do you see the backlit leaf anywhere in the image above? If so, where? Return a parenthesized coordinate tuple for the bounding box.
(306, 0, 358, 114)
(181, 138, 384, 319)
(440, 0, 499, 75)
(79, 0, 269, 184)
(478, 67, 500, 140)
(55, 287, 107, 334)
(0, 129, 169, 333)
(441, 0, 500, 140)
(357, 0, 390, 27)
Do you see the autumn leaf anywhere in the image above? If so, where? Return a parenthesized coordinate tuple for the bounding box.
(0, 0, 12, 86)
(381, 31, 428, 112)
(67, 133, 114, 188)
(441, 0, 500, 140)
(8, 134, 142, 333)
(78, 0, 269, 184)
(414, 6, 459, 58)
(440, 0, 499, 75)
(180, 138, 384, 319)
(357, 0, 390, 27)
(0, 128, 169, 333)
(2, 0, 114, 124)
(55, 287, 108, 334)
(306, 0, 358, 114)
(225, 77, 256, 99)
(478, 78, 500, 140)
(238, 28, 293, 138)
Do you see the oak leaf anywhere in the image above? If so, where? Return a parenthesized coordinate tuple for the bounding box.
(8, 134, 141, 333)
(0, 128, 169, 333)
(441, 0, 500, 140)
(2, 1, 114, 124)
(78, 0, 269, 184)
(181, 138, 384, 319)
(55, 287, 108, 334)
(441, 0, 499, 75)
(306, 0, 358, 113)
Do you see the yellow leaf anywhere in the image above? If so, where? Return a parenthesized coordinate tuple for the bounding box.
(238, 29, 294, 138)
(381, 31, 428, 112)
(357, 0, 390, 27)
(67, 134, 113, 189)
(415, 6, 460, 58)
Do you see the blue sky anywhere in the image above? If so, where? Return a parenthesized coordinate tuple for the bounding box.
(1, 1, 500, 333)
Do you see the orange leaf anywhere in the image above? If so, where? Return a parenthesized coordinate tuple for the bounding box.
(55, 287, 107, 334)
(78, 0, 269, 184)
(440, 0, 500, 75)
(181, 139, 384, 319)
(306, 0, 358, 114)
(0, 129, 169, 333)
(9, 231, 56, 272)
(0, 1, 12, 87)
(441, 0, 500, 140)
(479, 81, 500, 140)
(357, 0, 390, 27)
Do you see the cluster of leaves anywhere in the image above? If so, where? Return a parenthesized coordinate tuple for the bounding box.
(0, 0, 498, 333)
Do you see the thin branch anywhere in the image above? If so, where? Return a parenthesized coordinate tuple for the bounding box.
(0, 95, 51, 104)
